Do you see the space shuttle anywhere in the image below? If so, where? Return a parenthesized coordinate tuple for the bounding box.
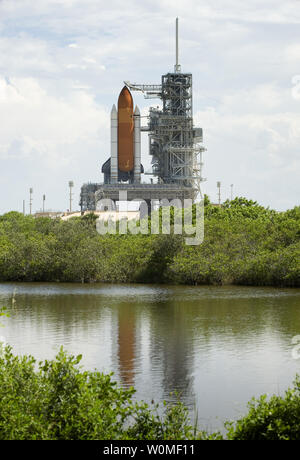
(102, 86, 143, 184)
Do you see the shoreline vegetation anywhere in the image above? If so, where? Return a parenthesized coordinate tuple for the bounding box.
(0, 196, 299, 287)
(0, 345, 299, 440)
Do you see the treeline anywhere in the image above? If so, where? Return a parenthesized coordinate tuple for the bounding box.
(0, 197, 299, 286)
(0, 344, 300, 440)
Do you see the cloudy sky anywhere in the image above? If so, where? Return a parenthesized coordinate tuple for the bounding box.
(0, 0, 300, 213)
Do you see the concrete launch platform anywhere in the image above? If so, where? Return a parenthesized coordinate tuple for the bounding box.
(95, 183, 196, 204)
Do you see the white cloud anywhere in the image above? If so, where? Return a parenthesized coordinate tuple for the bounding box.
(195, 83, 300, 209)
(66, 64, 87, 70)
(0, 76, 108, 166)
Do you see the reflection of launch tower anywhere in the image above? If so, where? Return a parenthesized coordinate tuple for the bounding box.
(116, 298, 194, 403)
(117, 305, 136, 386)
(80, 18, 206, 211)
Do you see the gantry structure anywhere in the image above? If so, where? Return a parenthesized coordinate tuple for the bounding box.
(125, 72, 205, 197)
(80, 18, 206, 212)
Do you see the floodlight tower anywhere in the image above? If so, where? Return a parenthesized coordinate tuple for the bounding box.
(29, 188, 33, 215)
(69, 181, 74, 212)
(217, 181, 221, 205)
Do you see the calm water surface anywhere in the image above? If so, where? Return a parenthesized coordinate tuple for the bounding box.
(1, 282, 300, 432)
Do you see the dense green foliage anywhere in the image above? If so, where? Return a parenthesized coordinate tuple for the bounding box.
(226, 375, 300, 440)
(0, 197, 299, 286)
(0, 345, 300, 440)
(0, 345, 193, 440)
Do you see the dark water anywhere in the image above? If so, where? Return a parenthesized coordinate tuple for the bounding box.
(1, 282, 300, 433)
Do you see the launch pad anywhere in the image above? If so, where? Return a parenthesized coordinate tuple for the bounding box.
(79, 183, 195, 213)
(80, 18, 206, 213)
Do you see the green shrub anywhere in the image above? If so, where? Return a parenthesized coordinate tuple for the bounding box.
(226, 375, 300, 440)
(0, 199, 299, 286)
(0, 346, 195, 440)
(1, 346, 300, 440)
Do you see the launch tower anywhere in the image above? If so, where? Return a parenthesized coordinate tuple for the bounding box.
(80, 18, 205, 212)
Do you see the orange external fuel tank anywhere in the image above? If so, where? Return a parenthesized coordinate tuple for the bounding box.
(118, 86, 134, 172)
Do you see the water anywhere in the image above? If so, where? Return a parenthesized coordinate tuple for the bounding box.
(1, 282, 300, 433)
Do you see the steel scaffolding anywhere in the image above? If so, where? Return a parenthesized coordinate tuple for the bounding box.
(125, 71, 206, 198)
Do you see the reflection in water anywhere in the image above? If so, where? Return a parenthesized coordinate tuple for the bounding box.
(115, 299, 195, 404)
(148, 302, 194, 402)
(1, 282, 300, 432)
(118, 305, 136, 386)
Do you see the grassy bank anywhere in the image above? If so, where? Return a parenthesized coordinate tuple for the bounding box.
(0, 345, 300, 440)
(0, 197, 299, 286)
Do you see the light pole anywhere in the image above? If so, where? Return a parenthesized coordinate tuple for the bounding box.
(68, 181, 74, 213)
(230, 184, 234, 201)
(217, 181, 221, 206)
(29, 188, 33, 215)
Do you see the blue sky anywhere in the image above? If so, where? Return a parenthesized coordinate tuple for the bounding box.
(0, 0, 300, 213)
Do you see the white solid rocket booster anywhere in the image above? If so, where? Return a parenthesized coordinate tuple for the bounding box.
(134, 105, 141, 183)
(110, 104, 118, 183)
